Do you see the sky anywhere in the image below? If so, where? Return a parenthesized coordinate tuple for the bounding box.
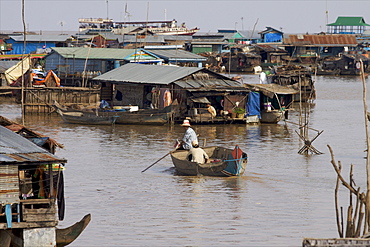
(0, 0, 370, 35)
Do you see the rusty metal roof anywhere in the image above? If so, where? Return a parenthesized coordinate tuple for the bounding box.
(0, 115, 64, 149)
(255, 44, 287, 53)
(283, 34, 358, 46)
(0, 126, 67, 165)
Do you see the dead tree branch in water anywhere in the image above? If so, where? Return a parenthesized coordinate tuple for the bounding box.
(328, 144, 366, 237)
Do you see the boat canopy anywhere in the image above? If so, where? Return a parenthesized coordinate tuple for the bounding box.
(189, 97, 211, 104)
(244, 83, 298, 98)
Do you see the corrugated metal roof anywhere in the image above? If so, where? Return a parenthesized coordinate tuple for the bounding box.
(0, 126, 66, 165)
(93, 63, 202, 84)
(283, 34, 358, 46)
(174, 78, 243, 88)
(146, 49, 207, 61)
(93, 63, 242, 88)
(50, 47, 161, 60)
(255, 44, 287, 53)
(0, 115, 64, 149)
(123, 35, 166, 43)
(9, 34, 71, 42)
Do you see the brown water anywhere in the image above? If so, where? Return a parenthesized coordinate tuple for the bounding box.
(1, 75, 369, 246)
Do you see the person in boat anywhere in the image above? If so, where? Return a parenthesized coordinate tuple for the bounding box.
(186, 140, 209, 164)
(178, 119, 198, 150)
(207, 103, 217, 118)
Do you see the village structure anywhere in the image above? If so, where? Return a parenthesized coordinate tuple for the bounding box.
(2, 14, 370, 246)
(1, 16, 366, 125)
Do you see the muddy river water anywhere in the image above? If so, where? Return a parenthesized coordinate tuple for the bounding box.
(1, 74, 369, 246)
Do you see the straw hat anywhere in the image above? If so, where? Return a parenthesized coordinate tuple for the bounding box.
(181, 119, 191, 127)
(192, 140, 199, 147)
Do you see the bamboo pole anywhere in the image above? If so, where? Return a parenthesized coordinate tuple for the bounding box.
(21, 0, 26, 123)
(360, 60, 370, 228)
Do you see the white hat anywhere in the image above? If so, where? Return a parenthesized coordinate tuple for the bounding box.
(192, 140, 198, 146)
(181, 119, 191, 127)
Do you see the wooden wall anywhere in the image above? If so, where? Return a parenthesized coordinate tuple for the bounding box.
(22, 87, 100, 113)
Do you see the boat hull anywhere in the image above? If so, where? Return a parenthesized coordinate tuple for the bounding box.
(53, 100, 177, 125)
(58, 111, 118, 125)
(108, 109, 172, 125)
(260, 109, 284, 123)
(170, 146, 247, 177)
(56, 214, 91, 247)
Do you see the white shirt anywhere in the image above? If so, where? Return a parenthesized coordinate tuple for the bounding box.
(186, 147, 209, 164)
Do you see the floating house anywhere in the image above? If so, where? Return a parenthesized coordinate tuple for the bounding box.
(5, 34, 70, 55)
(317, 53, 369, 75)
(282, 34, 359, 64)
(44, 47, 163, 86)
(258, 27, 284, 43)
(0, 116, 90, 246)
(254, 44, 289, 67)
(145, 48, 207, 67)
(191, 33, 228, 54)
(93, 63, 255, 123)
(218, 29, 261, 44)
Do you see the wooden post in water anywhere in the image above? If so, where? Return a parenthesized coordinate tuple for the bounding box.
(21, 0, 26, 123)
(360, 60, 370, 231)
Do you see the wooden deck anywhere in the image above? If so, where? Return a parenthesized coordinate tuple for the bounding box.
(303, 238, 370, 246)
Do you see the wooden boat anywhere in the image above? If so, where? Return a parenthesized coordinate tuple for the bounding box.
(55, 109, 119, 125)
(170, 145, 247, 176)
(107, 106, 176, 125)
(56, 214, 91, 247)
(1, 214, 91, 247)
(260, 109, 284, 123)
(53, 100, 178, 125)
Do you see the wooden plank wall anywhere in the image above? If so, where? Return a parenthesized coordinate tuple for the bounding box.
(23, 87, 100, 113)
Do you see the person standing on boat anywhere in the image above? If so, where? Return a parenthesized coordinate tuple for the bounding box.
(178, 119, 198, 150)
(186, 140, 209, 164)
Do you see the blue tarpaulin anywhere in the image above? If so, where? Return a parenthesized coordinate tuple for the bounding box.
(265, 33, 282, 43)
(247, 91, 261, 118)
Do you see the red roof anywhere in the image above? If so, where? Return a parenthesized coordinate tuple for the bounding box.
(283, 34, 358, 46)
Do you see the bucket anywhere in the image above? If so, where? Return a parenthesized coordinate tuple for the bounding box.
(264, 102, 272, 111)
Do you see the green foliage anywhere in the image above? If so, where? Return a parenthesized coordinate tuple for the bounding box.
(233, 107, 246, 114)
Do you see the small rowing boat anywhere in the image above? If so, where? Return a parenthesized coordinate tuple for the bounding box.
(170, 145, 247, 176)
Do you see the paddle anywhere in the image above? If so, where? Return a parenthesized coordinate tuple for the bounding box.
(141, 146, 179, 173)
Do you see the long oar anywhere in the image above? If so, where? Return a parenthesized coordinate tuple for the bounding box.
(141, 147, 178, 173)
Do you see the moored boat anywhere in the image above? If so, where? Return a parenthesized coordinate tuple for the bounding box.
(55, 109, 119, 125)
(53, 100, 178, 125)
(260, 109, 284, 124)
(170, 145, 247, 177)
